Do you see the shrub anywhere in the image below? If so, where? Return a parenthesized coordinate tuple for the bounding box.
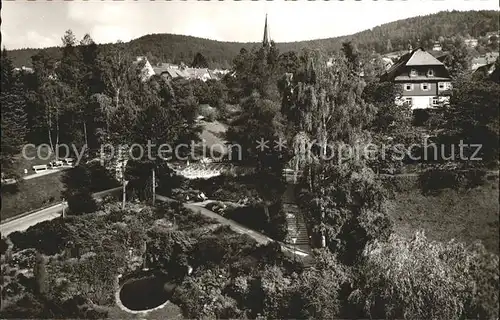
(155, 202, 217, 230)
(181, 173, 285, 204)
(189, 230, 257, 268)
(0, 238, 8, 255)
(0, 293, 46, 319)
(298, 161, 393, 265)
(419, 168, 488, 194)
(62, 166, 98, 215)
(199, 104, 218, 122)
(216, 103, 232, 122)
(66, 193, 98, 215)
(85, 162, 120, 192)
(224, 202, 287, 241)
(350, 232, 499, 319)
(172, 267, 243, 319)
(381, 174, 419, 194)
(9, 219, 70, 255)
(266, 203, 287, 241)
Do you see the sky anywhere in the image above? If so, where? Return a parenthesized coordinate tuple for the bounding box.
(2, 0, 499, 50)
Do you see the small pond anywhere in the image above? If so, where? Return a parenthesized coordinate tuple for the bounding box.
(119, 270, 177, 311)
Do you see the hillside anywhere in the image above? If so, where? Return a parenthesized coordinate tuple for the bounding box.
(8, 10, 499, 68)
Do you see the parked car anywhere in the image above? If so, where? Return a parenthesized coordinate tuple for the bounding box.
(49, 160, 64, 168)
(63, 158, 74, 166)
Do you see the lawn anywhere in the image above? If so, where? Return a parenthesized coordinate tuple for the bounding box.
(198, 120, 228, 156)
(10, 145, 56, 177)
(1, 171, 65, 221)
(385, 176, 499, 253)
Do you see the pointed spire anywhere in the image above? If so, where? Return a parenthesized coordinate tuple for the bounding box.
(263, 14, 270, 47)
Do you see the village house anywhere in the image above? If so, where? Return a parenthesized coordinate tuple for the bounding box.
(474, 61, 499, 83)
(380, 47, 452, 109)
(135, 58, 228, 82)
(135, 56, 155, 81)
(464, 38, 479, 48)
(432, 41, 442, 51)
(151, 62, 216, 82)
(13, 66, 34, 74)
(471, 52, 499, 71)
(485, 31, 499, 44)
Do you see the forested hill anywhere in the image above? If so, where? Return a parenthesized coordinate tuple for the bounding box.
(8, 10, 499, 69)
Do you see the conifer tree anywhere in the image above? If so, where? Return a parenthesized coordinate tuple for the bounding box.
(33, 251, 47, 295)
(1, 48, 27, 177)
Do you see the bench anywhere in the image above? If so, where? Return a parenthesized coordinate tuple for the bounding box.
(32, 164, 48, 173)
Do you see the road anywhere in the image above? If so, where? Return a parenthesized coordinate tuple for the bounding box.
(1, 188, 308, 258)
(0, 203, 64, 237)
(24, 167, 70, 180)
(0, 186, 123, 238)
(156, 195, 309, 257)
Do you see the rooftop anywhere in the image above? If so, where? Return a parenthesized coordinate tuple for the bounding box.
(406, 49, 444, 66)
(381, 47, 450, 81)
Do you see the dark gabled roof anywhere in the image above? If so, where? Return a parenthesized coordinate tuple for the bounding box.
(475, 62, 495, 74)
(381, 47, 449, 81)
(474, 62, 499, 83)
(381, 50, 413, 81)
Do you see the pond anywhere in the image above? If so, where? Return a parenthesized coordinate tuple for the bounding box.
(119, 271, 177, 311)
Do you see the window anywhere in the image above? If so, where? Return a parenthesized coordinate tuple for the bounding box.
(404, 83, 414, 91)
(410, 69, 418, 77)
(431, 96, 439, 106)
(404, 97, 413, 106)
(439, 82, 452, 91)
(421, 83, 431, 91)
(427, 69, 434, 77)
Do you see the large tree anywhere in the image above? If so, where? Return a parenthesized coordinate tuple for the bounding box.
(284, 45, 387, 253)
(443, 37, 472, 79)
(191, 52, 209, 68)
(437, 76, 500, 167)
(125, 75, 200, 201)
(231, 42, 281, 101)
(1, 49, 27, 177)
(298, 160, 392, 265)
(282, 48, 376, 185)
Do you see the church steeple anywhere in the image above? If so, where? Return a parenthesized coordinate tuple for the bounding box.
(263, 14, 271, 47)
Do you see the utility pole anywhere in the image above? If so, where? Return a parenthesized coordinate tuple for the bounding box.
(121, 162, 126, 210)
(292, 237, 297, 262)
(152, 167, 156, 205)
(62, 198, 66, 219)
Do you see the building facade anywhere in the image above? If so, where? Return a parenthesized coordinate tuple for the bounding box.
(381, 47, 452, 109)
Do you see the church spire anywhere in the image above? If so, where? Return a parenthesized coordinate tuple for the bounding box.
(263, 14, 270, 47)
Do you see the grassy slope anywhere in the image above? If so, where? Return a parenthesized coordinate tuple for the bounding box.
(198, 120, 228, 155)
(10, 145, 55, 177)
(1, 171, 65, 220)
(1, 146, 62, 221)
(386, 178, 499, 254)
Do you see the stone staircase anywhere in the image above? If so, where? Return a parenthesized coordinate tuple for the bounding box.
(284, 203, 311, 254)
(282, 182, 313, 268)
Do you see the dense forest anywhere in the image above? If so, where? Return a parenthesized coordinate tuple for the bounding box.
(1, 6, 499, 319)
(8, 10, 499, 69)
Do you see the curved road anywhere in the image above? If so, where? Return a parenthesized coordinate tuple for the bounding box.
(156, 195, 309, 257)
(1, 203, 64, 237)
(0, 186, 123, 238)
(1, 189, 308, 258)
